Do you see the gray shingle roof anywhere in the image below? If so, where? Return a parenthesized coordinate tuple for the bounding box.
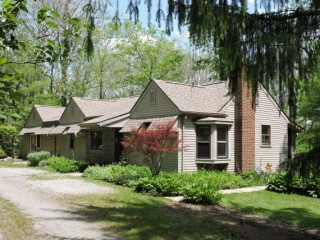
(35, 105, 65, 123)
(153, 79, 231, 114)
(73, 96, 139, 119)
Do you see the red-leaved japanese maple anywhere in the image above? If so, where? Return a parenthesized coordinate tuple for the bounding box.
(121, 121, 181, 176)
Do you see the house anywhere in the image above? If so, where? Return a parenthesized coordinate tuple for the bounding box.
(19, 97, 138, 164)
(19, 105, 65, 158)
(120, 79, 299, 173)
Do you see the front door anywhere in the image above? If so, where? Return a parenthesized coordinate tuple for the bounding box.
(114, 128, 124, 162)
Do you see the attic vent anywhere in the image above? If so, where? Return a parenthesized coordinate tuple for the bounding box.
(150, 91, 156, 105)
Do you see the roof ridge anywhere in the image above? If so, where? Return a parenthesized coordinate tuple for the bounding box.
(35, 105, 65, 108)
(153, 79, 205, 88)
(73, 96, 139, 103)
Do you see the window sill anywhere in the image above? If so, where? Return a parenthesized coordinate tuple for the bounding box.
(196, 158, 231, 164)
(260, 145, 272, 148)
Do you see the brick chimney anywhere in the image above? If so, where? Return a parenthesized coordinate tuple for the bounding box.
(234, 72, 255, 173)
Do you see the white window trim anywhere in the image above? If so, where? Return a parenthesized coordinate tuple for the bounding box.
(261, 125, 271, 147)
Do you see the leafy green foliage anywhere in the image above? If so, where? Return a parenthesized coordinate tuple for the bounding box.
(136, 170, 248, 198)
(183, 183, 222, 205)
(83, 164, 151, 187)
(40, 156, 88, 173)
(267, 173, 320, 198)
(0, 125, 19, 157)
(241, 170, 274, 186)
(27, 151, 51, 166)
(0, 148, 7, 158)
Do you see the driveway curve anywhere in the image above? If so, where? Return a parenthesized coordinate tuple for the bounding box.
(0, 168, 116, 240)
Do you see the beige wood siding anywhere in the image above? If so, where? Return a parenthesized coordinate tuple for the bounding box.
(24, 108, 42, 127)
(18, 135, 31, 159)
(60, 99, 85, 124)
(126, 150, 178, 172)
(255, 88, 288, 171)
(40, 135, 55, 155)
(85, 129, 115, 164)
(180, 117, 197, 172)
(222, 100, 235, 172)
(131, 83, 179, 118)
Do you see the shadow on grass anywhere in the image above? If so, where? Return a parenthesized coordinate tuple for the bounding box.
(224, 202, 320, 230)
(60, 194, 319, 240)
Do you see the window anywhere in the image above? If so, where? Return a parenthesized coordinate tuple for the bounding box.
(150, 91, 156, 105)
(217, 126, 228, 158)
(261, 125, 271, 145)
(31, 135, 41, 150)
(91, 131, 102, 149)
(69, 134, 75, 149)
(196, 125, 210, 158)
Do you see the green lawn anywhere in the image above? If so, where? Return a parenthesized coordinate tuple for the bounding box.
(66, 179, 238, 240)
(221, 190, 320, 229)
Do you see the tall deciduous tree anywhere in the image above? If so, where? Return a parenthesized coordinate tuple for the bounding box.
(123, 0, 319, 119)
(106, 20, 185, 97)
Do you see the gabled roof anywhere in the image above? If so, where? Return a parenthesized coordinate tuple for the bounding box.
(152, 79, 231, 114)
(73, 96, 139, 119)
(34, 105, 65, 123)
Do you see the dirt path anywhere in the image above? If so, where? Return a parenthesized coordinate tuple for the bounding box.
(0, 168, 116, 240)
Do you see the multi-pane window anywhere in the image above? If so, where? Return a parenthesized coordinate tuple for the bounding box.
(217, 126, 228, 158)
(196, 125, 210, 158)
(261, 125, 271, 145)
(91, 131, 102, 149)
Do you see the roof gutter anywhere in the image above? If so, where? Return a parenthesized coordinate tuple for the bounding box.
(181, 111, 227, 118)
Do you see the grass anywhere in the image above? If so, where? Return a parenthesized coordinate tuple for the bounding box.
(221, 190, 320, 229)
(66, 179, 239, 240)
(0, 197, 36, 240)
(0, 161, 28, 168)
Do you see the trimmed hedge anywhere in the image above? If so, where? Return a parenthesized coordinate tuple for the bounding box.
(27, 151, 51, 166)
(0, 125, 19, 157)
(40, 156, 88, 173)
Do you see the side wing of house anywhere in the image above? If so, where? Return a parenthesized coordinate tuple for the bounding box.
(125, 81, 181, 171)
(131, 81, 180, 118)
(24, 107, 43, 127)
(60, 99, 86, 125)
(19, 107, 43, 158)
(255, 86, 289, 171)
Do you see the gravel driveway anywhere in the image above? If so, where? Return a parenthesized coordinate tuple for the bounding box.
(0, 168, 116, 240)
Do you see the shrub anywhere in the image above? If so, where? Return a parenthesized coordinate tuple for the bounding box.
(41, 156, 87, 173)
(267, 173, 320, 198)
(135, 170, 247, 200)
(241, 170, 274, 186)
(0, 125, 19, 157)
(83, 164, 151, 187)
(0, 148, 7, 158)
(183, 183, 222, 205)
(135, 173, 183, 196)
(27, 151, 51, 166)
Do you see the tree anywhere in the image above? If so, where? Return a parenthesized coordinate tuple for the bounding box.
(123, 0, 319, 119)
(121, 121, 181, 176)
(105, 20, 185, 97)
